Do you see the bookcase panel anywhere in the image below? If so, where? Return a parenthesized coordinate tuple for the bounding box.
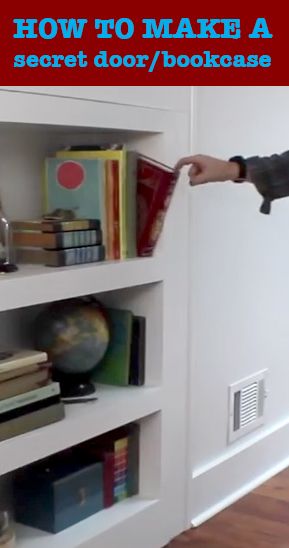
(0, 86, 191, 548)
(0, 87, 191, 112)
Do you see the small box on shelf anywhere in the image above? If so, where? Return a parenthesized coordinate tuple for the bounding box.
(12, 422, 140, 535)
(13, 458, 104, 534)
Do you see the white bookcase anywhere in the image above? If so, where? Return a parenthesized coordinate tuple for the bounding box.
(0, 87, 191, 548)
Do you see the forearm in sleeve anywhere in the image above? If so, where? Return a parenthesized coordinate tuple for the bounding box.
(244, 150, 289, 214)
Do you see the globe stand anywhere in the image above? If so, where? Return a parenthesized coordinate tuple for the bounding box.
(0, 260, 18, 274)
(54, 372, 96, 399)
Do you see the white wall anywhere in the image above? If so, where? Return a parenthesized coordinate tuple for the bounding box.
(189, 86, 289, 523)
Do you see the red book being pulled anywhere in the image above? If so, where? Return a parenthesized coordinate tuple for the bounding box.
(137, 155, 178, 257)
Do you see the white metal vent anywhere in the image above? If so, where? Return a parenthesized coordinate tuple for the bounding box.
(228, 370, 268, 444)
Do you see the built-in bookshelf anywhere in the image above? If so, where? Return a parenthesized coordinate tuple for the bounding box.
(0, 87, 191, 548)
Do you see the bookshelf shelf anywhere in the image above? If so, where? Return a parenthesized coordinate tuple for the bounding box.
(0, 89, 169, 133)
(0, 385, 162, 476)
(0, 258, 164, 312)
(15, 496, 160, 548)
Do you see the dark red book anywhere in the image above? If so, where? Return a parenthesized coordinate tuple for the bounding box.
(137, 155, 179, 256)
(103, 451, 114, 508)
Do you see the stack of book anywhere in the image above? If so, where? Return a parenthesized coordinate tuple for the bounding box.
(11, 218, 105, 267)
(0, 350, 65, 441)
(40, 145, 178, 259)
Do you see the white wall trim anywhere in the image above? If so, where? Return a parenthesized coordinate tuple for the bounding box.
(193, 414, 289, 479)
(192, 452, 289, 527)
(190, 415, 289, 526)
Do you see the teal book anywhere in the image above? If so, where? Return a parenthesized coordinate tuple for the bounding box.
(43, 158, 105, 223)
(93, 308, 133, 386)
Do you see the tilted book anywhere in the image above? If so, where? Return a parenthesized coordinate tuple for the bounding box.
(137, 155, 179, 256)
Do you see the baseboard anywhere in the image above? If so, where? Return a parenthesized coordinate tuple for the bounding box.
(190, 415, 289, 527)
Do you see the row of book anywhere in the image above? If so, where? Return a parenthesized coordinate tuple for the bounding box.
(0, 350, 65, 441)
(40, 144, 178, 259)
(13, 423, 139, 533)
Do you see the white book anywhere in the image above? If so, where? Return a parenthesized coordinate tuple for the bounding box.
(0, 350, 48, 374)
(0, 382, 60, 415)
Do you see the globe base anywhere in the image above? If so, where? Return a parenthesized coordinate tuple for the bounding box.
(54, 372, 97, 399)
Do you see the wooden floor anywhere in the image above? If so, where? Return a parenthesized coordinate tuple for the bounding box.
(167, 469, 289, 547)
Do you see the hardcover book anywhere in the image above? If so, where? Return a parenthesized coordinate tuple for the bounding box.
(43, 158, 105, 222)
(13, 229, 102, 250)
(55, 147, 138, 259)
(92, 308, 133, 386)
(129, 316, 146, 386)
(137, 155, 179, 256)
(16, 245, 105, 267)
(11, 219, 101, 233)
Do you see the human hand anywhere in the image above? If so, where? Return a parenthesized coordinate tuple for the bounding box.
(174, 154, 240, 185)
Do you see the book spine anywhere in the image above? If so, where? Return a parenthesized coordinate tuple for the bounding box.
(0, 362, 50, 384)
(138, 172, 178, 256)
(105, 161, 114, 261)
(43, 219, 101, 232)
(0, 395, 61, 424)
(103, 452, 114, 508)
(127, 423, 140, 497)
(129, 316, 146, 386)
(16, 245, 105, 267)
(0, 402, 65, 442)
(0, 370, 50, 401)
(12, 219, 101, 233)
(125, 151, 137, 259)
(56, 229, 102, 249)
(114, 437, 128, 502)
(13, 230, 102, 250)
(0, 382, 60, 415)
(112, 160, 120, 260)
(0, 351, 48, 372)
(119, 156, 126, 260)
(57, 245, 105, 266)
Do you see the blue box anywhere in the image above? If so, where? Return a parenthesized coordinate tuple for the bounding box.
(13, 456, 104, 533)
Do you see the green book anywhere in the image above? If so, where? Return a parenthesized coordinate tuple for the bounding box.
(93, 308, 133, 386)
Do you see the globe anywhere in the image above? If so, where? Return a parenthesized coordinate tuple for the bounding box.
(34, 298, 110, 397)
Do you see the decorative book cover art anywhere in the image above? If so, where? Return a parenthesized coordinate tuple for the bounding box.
(55, 149, 127, 258)
(55, 148, 138, 259)
(43, 158, 105, 223)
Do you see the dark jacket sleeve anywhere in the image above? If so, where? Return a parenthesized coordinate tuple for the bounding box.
(245, 150, 289, 214)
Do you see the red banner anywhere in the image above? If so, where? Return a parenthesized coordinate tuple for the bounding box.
(0, 12, 285, 85)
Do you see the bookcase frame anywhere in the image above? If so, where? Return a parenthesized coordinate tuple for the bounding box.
(0, 86, 192, 548)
